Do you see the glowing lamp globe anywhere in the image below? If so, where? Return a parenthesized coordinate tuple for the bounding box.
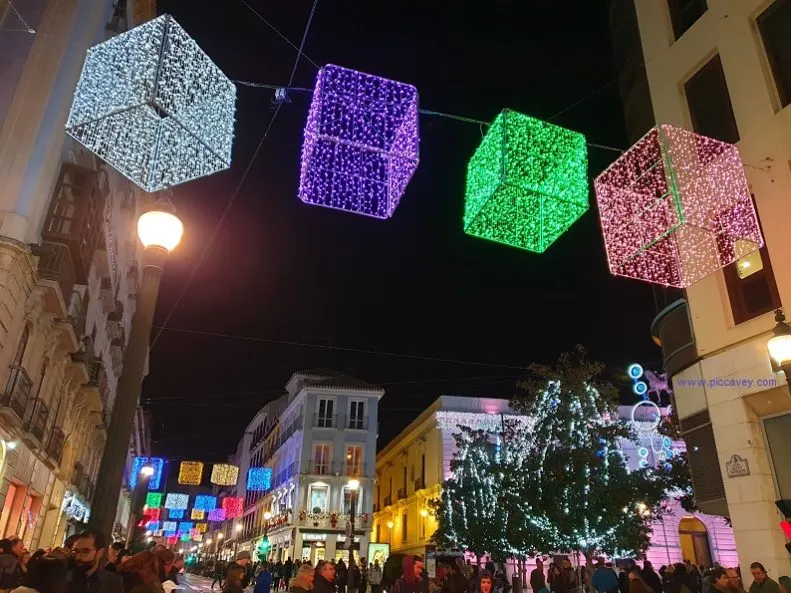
(347, 478, 360, 491)
(768, 310, 791, 368)
(595, 124, 763, 287)
(138, 210, 183, 252)
(263, 511, 272, 521)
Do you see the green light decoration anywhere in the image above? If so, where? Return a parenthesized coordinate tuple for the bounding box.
(257, 536, 270, 558)
(464, 109, 588, 253)
(146, 493, 163, 508)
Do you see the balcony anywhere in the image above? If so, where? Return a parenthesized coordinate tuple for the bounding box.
(304, 461, 334, 476)
(47, 427, 65, 465)
(32, 242, 75, 318)
(346, 416, 369, 430)
(0, 366, 33, 424)
(344, 463, 366, 478)
(313, 414, 336, 429)
(397, 488, 406, 500)
(22, 398, 50, 445)
(295, 509, 370, 531)
(99, 278, 114, 313)
(67, 289, 88, 339)
(650, 299, 697, 378)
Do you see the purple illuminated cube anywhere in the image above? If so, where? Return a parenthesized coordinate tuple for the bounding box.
(299, 64, 420, 219)
(594, 125, 763, 288)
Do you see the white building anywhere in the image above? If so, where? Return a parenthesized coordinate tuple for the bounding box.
(224, 370, 382, 565)
(614, 0, 791, 578)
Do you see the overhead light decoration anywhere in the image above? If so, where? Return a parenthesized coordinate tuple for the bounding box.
(191, 509, 205, 520)
(130, 457, 165, 490)
(299, 64, 420, 219)
(211, 463, 239, 486)
(196, 522, 208, 533)
(464, 109, 588, 253)
(146, 492, 164, 508)
(194, 495, 217, 511)
(146, 520, 161, 531)
(162, 521, 177, 532)
(180, 533, 191, 542)
(247, 467, 272, 491)
(65, 14, 237, 193)
(178, 461, 204, 486)
(208, 508, 226, 522)
(594, 124, 763, 287)
(168, 509, 185, 519)
(178, 521, 194, 533)
(164, 493, 189, 510)
(222, 497, 244, 519)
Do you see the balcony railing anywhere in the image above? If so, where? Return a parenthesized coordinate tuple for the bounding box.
(346, 416, 368, 430)
(296, 509, 371, 531)
(24, 398, 49, 442)
(67, 289, 87, 338)
(304, 461, 334, 476)
(650, 299, 697, 377)
(344, 463, 366, 477)
(313, 414, 336, 429)
(47, 427, 65, 464)
(414, 477, 425, 491)
(1, 366, 33, 421)
(397, 487, 407, 500)
(32, 242, 76, 303)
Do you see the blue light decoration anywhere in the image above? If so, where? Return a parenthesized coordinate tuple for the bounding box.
(162, 521, 177, 532)
(627, 363, 648, 399)
(247, 467, 272, 492)
(66, 14, 237, 193)
(632, 381, 648, 396)
(299, 64, 420, 219)
(178, 521, 194, 533)
(180, 533, 191, 542)
(147, 521, 161, 531)
(193, 495, 217, 511)
(168, 509, 184, 519)
(164, 493, 189, 510)
(627, 363, 643, 379)
(130, 457, 165, 490)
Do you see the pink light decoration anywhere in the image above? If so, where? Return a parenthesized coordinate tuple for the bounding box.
(222, 497, 244, 519)
(594, 124, 763, 288)
(208, 508, 225, 522)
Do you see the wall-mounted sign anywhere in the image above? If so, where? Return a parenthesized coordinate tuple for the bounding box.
(726, 454, 750, 478)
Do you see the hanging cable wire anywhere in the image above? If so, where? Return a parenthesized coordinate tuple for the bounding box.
(237, 0, 319, 69)
(1, 0, 35, 33)
(150, 326, 529, 370)
(150, 0, 321, 351)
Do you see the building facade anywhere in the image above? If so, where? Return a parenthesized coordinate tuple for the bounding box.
(373, 397, 738, 568)
(625, 0, 791, 578)
(216, 371, 382, 565)
(0, 0, 155, 548)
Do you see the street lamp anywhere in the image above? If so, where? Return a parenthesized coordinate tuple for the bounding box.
(126, 464, 155, 543)
(234, 523, 243, 558)
(768, 309, 791, 379)
(347, 478, 360, 591)
(89, 203, 183, 540)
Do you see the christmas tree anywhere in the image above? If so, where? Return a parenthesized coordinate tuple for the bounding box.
(512, 347, 668, 560)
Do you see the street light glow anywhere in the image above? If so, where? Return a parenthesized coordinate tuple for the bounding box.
(137, 210, 184, 252)
(768, 310, 791, 366)
(140, 465, 155, 477)
(263, 511, 272, 521)
(5, 441, 16, 450)
(235, 524, 243, 532)
(217, 533, 224, 540)
(419, 509, 429, 518)
(347, 478, 360, 491)
(386, 520, 394, 529)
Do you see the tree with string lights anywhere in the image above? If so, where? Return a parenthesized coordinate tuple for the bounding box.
(511, 346, 669, 561)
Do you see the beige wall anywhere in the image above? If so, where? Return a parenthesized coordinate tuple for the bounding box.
(633, 0, 791, 579)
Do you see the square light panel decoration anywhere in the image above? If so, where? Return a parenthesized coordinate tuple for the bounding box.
(594, 124, 763, 288)
(178, 461, 204, 486)
(191, 509, 205, 520)
(196, 522, 208, 533)
(247, 467, 272, 491)
(168, 509, 184, 519)
(299, 64, 420, 219)
(207, 508, 226, 522)
(211, 463, 239, 486)
(164, 493, 189, 510)
(162, 521, 177, 533)
(130, 457, 165, 490)
(222, 497, 244, 519)
(464, 109, 588, 253)
(66, 14, 236, 193)
(193, 495, 217, 511)
(145, 492, 163, 508)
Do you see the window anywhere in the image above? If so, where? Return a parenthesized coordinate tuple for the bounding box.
(313, 443, 332, 475)
(685, 54, 739, 144)
(348, 400, 365, 429)
(421, 454, 426, 486)
(667, 0, 707, 40)
(723, 196, 780, 325)
(343, 486, 362, 514)
(401, 512, 408, 543)
(308, 484, 329, 513)
(757, 0, 791, 108)
(375, 523, 381, 543)
(12, 326, 28, 367)
(345, 445, 363, 476)
(765, 414, 791, 498)
(317, 398, 334, 428)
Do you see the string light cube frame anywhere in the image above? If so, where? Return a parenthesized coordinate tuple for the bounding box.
(168, 509, 184, 519)
(211, 464, 239, 486)
(208, 508, 226, 522)
(247, 467, 272, 491)
(222, 497, 244, 519)
(146, 493, 164, 508)
(299, 64, 420, 219)
(163, 521, 177, 533)
(464, 109, 589, 253)
(178, 521, 194, 533)
(66, 14, 236, 193)
(164, 493, 189, 510)
(130, 457, 165, 490)
(147, 521, 161, 531)
(594, 124, 763, 287)
(178, 461, 204, 486)
(196, 522, 208, 533)
(191, 509, 205, 520)
(194, 495, 217, 511)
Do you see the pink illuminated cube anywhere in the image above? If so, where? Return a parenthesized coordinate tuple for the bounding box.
(222, 496, 244, 519)
(594, 125, 763, 288)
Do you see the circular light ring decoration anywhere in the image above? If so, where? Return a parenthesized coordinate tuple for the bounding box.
(627, 363, 644, 379)
(632, 381, 648, 396)
(630, 400, 662, 433)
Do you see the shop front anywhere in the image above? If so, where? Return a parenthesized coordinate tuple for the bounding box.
(297, 531, 370, 565)
(58, 490, 90, 543)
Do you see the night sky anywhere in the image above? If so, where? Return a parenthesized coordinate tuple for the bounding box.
(145, 0, 663, 461)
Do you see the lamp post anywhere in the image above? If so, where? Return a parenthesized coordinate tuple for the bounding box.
(234, 523, 243, 559)
(768, 309, 791, 381)
(89, 205, 183, 540)
(126, 464, 154, 544)
(217, 531, 224, 562)
(347, 478, 360, 592)
(259, 510, 272, 562)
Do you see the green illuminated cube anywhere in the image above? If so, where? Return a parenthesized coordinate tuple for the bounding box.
(464, 109, 588, 253)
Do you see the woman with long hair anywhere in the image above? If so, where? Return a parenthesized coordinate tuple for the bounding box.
(289, 564, 315, 593)
(11, 556, 68, 593)
(118, 551, 163, 593)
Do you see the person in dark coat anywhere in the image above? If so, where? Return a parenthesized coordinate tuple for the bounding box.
(66, 531, 124, 593)
(0, 538, 21, 590)
(642, 562, 663, 593)
(392, 556, 429, 593)
(225, 552, 253, 589)
(442, 562, 469, 593)
(313, 562, 336, 593)
(105, 544, 126, 575)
